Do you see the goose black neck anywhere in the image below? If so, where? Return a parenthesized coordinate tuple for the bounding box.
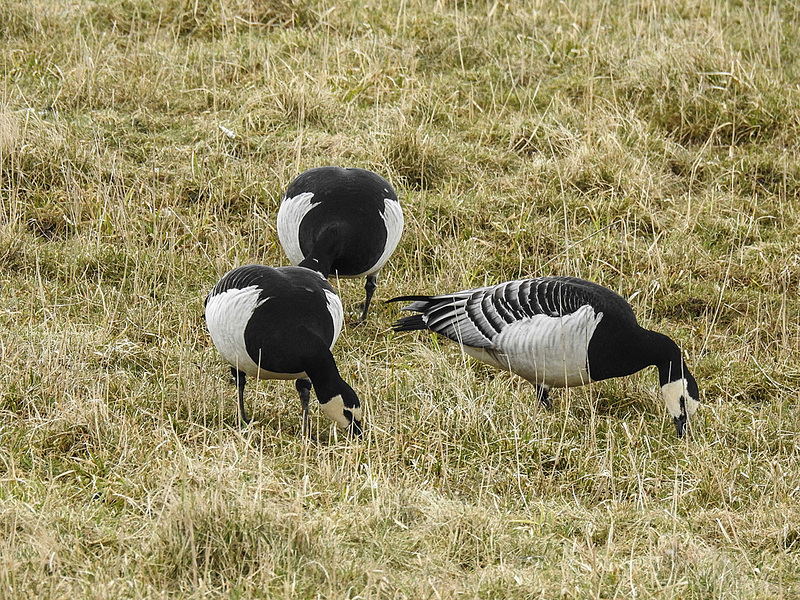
(302, 349, 348, 400)
(644, 329, 688, 386)
(297, 228, 345, 278)
(589, 323, 684, 382)
(299, 255, 332, 278)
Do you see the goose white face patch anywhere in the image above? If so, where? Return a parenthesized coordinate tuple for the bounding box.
(662, 378, 700, 419)
(205, 285, 266, 376)
(320, 394, 363, 429)
(277, 192, 316, 265)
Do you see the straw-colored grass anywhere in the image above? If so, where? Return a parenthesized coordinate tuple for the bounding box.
(2, 0, 800, 597)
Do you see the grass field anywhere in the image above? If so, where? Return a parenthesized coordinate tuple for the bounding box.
(2, 0, 800, 597)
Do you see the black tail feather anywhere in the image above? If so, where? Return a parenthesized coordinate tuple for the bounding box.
(392, 314, 428, 332)
(385, 295, 434, 304)
(388, 294, 435, 331)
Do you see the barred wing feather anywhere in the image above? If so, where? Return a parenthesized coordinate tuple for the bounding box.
(397, 278, 593, 348)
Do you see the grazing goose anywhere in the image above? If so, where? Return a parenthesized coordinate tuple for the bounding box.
(389, 276, 699, 437)
(205, 264, 363, 437)
(277, 166, 404, 323)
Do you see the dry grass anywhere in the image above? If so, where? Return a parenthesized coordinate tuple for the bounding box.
(2, 0, 800, 597)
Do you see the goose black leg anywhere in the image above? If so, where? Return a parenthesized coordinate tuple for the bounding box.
(536, 384, 552, 409)
(231, 367, 251, 425)
(295, 378, 313, 435)
(357, 274, 378, 324)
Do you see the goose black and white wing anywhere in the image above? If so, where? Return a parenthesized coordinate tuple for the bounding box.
(393, 277, 627, 342)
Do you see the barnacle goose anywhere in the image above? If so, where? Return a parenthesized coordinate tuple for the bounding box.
(205, 264, 363, 437)
(389, 276, 699, 437)
(277, 166, 404, 323)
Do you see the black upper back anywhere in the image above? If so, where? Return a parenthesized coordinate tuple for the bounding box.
(208, 265, 339, 373)
(209, 263, 331, 301)
(285, 166, 397, 206)
(286, 167, 398, 276)
(541, 277, 637, 323)
(393, 276, 639, 324)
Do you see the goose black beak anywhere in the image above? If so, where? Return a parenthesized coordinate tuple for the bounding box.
(674, 414, 688, 438)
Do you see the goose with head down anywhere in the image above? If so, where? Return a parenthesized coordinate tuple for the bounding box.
(389, 276, 699, 437)
(277, 166, 404, 323)
(205, 264, 363, 437)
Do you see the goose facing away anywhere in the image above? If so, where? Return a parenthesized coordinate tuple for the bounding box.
(205, 264, 363, 437)
(277, 166, 404, 323)
(389, 276, 699, 437)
